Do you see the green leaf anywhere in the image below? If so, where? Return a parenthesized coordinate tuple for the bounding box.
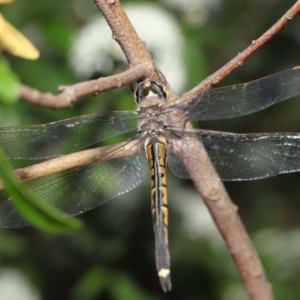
(0, 145, 82, 233)
(0, 54, 19, 103)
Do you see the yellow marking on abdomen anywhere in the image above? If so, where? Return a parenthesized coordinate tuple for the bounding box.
(158, 268, 170, 278)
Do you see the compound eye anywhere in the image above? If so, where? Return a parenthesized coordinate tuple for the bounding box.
(134, 81, 148, 104)
(158, 83, 168, 101)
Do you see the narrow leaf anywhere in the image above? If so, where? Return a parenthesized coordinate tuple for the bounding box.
(0, 146, 82, 233)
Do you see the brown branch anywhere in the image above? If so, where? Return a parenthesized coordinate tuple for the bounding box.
(162, 2, 300, 298)
(164, 1, 300, 296)
(0, 141, 141, 190)
(93, 0, 166, 84)
(178, 0, 300, 105)
(94, 0, 153, 66)
(172, 137, 273, 300)
(19, 63, 152, 109)
(165, 0, 300, 295)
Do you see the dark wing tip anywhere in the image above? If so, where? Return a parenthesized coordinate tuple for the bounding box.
(158, 268, 172, 292)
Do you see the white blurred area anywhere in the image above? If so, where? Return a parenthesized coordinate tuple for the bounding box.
(172, 186, 224, 247)
(69, 3, 187, 94)
(0, 268, 40, 300)
(254, 228, 300, 280)
(69, 1, 222, 93)
(163, 0, 220, 26)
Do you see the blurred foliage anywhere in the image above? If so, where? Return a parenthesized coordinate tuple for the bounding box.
(0, 55, 19, 103)
(0, 0, 300, 299)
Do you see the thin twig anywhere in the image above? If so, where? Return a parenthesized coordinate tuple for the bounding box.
(177, 0, 300, 105)
(0, 141, 141, 190)
(19, 63, 152, 109)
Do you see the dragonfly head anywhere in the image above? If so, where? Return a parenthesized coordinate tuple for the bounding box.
(134, 80, 169, 104)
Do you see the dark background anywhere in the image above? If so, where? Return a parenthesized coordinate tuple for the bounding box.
(0, 0, 300, 299)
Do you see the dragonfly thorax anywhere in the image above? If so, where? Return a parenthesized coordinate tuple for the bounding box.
(139, 119, 166, 137)
(137, 99, 167, 137)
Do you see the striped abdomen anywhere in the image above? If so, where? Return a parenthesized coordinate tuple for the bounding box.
(145, 135, 171, 292)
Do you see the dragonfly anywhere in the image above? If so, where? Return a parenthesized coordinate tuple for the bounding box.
(1, 66, 300, 292)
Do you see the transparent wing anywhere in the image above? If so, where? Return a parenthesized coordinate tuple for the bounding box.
(0, 111, 137, 159)
(166, 66, 300, 121)
(0, 149, 148, 228)
(168, 130, 300, 181)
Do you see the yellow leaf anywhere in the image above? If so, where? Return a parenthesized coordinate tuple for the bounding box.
(0, 0, 14, 4)
(0, 13, 40, 60)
